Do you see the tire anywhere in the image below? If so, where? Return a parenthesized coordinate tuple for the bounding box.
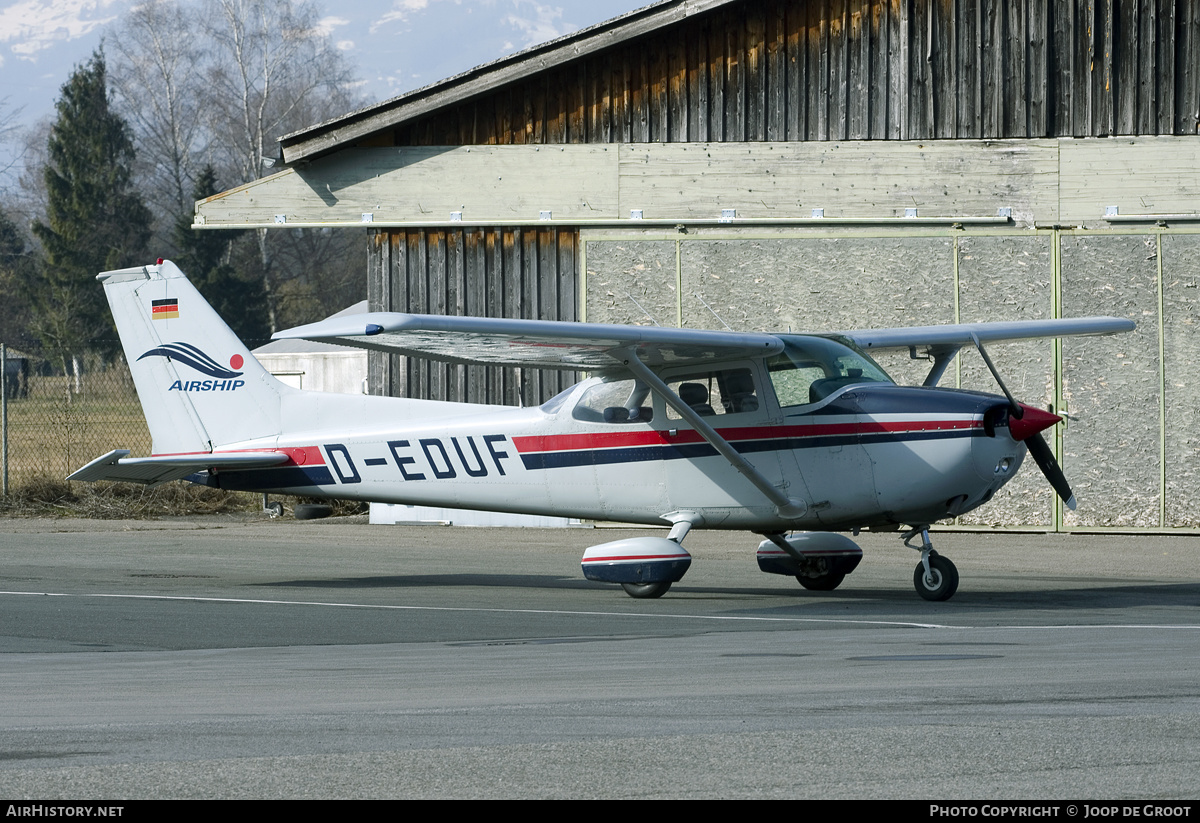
(264, 501, 283, 518)
(796, 572, 846, 591)
(294, 503, 333, 521)
(913, 552, 959, 601)
(621, 581, 672, 599)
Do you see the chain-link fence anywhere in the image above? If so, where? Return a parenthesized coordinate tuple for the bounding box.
(2, 346, 149, 492)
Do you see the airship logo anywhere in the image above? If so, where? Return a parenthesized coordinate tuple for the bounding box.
(138, 342, 244, 379)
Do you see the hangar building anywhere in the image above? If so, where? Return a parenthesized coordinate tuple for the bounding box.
(194, 0, 1200, 532)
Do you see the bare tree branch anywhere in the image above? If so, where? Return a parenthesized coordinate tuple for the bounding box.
(109, 1, 209, 221)
(107, 0, 364, 331)
(201, 0, 358, 186)
(0, 98, 28, 192)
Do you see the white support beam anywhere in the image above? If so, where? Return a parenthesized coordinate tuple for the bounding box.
(193, 138, 1200, 230)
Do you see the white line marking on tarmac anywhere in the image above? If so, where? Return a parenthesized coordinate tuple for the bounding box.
(3, 590, 1199, 631)
(2, 589, 953, 628)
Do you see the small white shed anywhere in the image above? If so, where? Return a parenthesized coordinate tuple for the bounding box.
(252, 301, 368, 394)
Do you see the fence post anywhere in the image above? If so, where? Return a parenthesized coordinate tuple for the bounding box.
(2, 342, 8, 496)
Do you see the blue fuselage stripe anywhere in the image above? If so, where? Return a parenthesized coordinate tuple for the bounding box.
(216, 466, 336, 490)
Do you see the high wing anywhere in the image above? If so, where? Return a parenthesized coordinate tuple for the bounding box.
(68, 449, 290, 486)
(273, 313, 1135, 372)
(843, 317, 1136, 351)
(271, 313, 783, 370)
(841, 316, 1135, 389)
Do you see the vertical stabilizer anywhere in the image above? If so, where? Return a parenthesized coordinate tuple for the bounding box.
(100, 260, 286, 454)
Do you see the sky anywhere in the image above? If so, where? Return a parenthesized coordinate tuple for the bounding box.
(0, 0, 646, 185)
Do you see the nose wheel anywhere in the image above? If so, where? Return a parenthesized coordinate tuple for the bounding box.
(903, 527, 960, 601)
(913, 551, 958, 601)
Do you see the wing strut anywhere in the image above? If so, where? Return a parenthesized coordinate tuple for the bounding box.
(620, 349, 808, 521)
(918, 344, 963, 387)
(970, 333, 1023, 417)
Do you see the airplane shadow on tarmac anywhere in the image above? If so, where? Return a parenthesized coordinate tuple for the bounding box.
(253, 573, 598, 591)
(250, 574, 1200, 611)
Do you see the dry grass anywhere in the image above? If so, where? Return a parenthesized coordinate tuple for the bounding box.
(0, 476, 262, 519)
(3, 367, 369, 520)
(0, 476, 369, 519)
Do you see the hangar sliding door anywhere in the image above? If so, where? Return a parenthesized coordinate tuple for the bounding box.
(580, 226, 1200, 532)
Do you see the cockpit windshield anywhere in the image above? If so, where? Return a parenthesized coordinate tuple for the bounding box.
(768, 335, 894, 408)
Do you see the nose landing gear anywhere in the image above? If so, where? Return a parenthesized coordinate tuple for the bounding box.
(904, 527, 959, 602)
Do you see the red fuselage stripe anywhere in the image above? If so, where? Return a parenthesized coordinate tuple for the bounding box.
(513, 419, 980, 454)
(582, 554, 686, 562)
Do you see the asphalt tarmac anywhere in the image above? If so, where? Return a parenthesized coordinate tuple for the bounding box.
(1, 515, 1198, 799)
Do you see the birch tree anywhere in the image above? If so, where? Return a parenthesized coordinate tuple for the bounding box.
(109, 0, 208, 223)
(200, 0, 359, 331)
(108, 0, 363, 331)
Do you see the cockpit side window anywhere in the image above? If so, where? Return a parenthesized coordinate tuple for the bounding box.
(662, 367, 759, 421)
(571, 379, 654, 424)
(768, 336, 893, 409)
(767, 358, 826, 407)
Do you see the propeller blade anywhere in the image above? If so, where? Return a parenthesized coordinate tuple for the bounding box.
(970, 333, 1076, 510)
(1024, 432, 1077, 511)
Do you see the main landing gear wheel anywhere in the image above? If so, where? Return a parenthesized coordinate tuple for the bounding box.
(796, 571, 846, 591)
(913, 551, 959, 602)
(621, 581, 672, 599)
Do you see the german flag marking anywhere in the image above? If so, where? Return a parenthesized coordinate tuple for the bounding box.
(152, 298, 179, 320)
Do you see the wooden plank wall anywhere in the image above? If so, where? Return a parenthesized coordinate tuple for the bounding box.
(391, 0, 1200, 146)
(368, 228, 578, 405)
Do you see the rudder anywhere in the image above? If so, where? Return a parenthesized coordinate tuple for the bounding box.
(101, 260, 286, 454)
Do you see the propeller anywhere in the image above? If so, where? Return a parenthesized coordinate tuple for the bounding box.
(971, 334, 1077, 511)
(1021, 426, 1077, 511)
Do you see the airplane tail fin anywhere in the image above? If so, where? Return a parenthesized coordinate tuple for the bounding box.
(100, 260, 287, 455)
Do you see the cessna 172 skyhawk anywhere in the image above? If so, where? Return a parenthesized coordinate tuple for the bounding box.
(71, 260, 1134, 601)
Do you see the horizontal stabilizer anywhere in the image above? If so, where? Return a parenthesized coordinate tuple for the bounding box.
(69, 449, 290, 486)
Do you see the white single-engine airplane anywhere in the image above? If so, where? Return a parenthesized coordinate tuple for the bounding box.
(71, 260, 1134, 601)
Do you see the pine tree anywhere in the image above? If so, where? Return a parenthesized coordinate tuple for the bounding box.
(0, 205, 37, 351)
(30, 50, 151, 365)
